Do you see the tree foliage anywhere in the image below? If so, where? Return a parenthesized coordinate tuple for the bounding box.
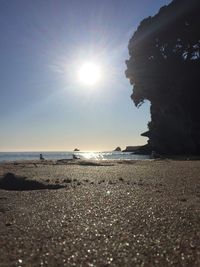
(126, 0, 200, 154)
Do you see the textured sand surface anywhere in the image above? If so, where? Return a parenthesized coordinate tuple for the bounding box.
(0, 160, 200, 266)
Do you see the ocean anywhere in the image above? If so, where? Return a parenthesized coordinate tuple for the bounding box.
(0, 151, 150, 163)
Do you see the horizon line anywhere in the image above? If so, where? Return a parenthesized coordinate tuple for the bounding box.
(0, 145, 144, 153)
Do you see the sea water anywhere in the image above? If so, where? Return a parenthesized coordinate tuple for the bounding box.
(0, 151, 150, 162)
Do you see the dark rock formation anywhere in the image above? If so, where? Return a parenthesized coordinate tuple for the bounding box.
(126, 0, 200, 155)
(74, 148, 80, 151)
(122, 146, 141, 152)
(114, 147, 121, 151)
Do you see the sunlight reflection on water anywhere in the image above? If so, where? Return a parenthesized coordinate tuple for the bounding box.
(77, 152, 104, 160)
(75, 151, 149, 161)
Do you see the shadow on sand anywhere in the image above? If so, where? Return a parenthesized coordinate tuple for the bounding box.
(0, 172, 65, 191)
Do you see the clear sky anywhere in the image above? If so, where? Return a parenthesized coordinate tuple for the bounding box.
(0, 0, 171, 152)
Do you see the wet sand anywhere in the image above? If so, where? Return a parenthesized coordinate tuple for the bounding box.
(0, 159, 200, 266)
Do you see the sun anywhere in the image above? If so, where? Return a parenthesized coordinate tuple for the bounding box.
(78, 62, 101, 86)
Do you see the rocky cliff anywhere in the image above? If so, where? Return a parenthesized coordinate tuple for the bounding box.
(126, 0, 200, 155)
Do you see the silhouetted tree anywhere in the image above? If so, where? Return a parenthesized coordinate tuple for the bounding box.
(126, 0, 200, 154)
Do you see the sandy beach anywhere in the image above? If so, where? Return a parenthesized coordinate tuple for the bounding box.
(0, 159, 200, 266)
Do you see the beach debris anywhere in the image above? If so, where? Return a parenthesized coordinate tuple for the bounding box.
(0, 173, 65, 191)
(179, 198, 187, 202)
(63, 178, 72, 183)
(98, 179, 105, 184)
(119, 177, 124, 182)
(5, 222, 12, 227)
(156, 190, 162, 193)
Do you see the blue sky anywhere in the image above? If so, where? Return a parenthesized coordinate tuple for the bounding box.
(0, 0, 171, 151)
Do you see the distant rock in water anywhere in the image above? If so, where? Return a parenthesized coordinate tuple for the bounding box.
(74, 148, 80, 151)
(122, 146, 141, 152)
(132, 144, 151, 155)
(114, 147, 121, 152)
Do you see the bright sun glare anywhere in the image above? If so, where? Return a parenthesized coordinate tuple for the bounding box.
(78, 62, 101, 86)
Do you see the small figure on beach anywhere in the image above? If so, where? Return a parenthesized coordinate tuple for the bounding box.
(40, 154, 44, 160)
(73, 154, 80, 160)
